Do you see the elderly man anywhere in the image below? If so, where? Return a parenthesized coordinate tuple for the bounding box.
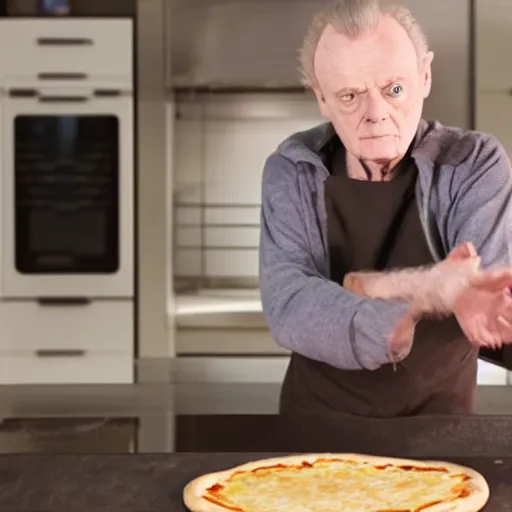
(259, 0, 512, 417)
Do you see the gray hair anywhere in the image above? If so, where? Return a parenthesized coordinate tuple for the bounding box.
(298, 0, 429, 88)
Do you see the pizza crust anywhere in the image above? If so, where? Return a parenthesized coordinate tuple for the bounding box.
(183, 453, 490, 512)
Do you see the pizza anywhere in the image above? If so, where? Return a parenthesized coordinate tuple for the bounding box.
(183, 453, 489, 512)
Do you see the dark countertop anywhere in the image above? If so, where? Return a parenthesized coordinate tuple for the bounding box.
(0, 453, 509, 511)
(175, 413, 512, 457)
(2, 381, 512, 510)
(1, 414, 512, 510)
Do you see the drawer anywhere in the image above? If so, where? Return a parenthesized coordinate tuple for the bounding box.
(0, 19, 133, 81)
(0, 300, 133, 354)
(0, 354, 133, 384)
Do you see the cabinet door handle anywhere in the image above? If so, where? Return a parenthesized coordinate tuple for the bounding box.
(37, 37, 93, 46)
(36, 350, 87, 358)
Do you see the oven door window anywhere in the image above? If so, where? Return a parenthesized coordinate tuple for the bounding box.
(15, 115, 119, 274)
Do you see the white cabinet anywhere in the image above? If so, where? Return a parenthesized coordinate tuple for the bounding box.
(0, 354, 133, 385)
(0, 301, 134, 384)
(0, 301, 132, 353)
(0, 19, 135, 384)
(0, 19, 133, 84)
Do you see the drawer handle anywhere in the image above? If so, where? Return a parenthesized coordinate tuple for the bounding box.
(94, 89, 123, 97)
(37, 297, 91, 307)
(8, 88, 38, 98)
(38, 95, 89, 103)
(38, 72, 88, 81)
(37, 37, 94, 46)
(36, 350, 87, 358)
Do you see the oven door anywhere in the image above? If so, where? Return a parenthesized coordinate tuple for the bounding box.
(1, 87, 134, 298)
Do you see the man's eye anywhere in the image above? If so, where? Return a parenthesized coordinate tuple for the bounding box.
(388, 84, 403, 97)
(341, 93, 355, 103)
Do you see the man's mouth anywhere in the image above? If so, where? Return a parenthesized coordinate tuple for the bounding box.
(361, 135, 396, 140)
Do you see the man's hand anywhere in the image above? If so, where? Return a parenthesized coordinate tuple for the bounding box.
(343, 242, 512, 348)
(343, 242, 480, 315)
(453, 269, 512, 349)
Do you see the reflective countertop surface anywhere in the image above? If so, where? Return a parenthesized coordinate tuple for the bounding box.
(0, 382, 512, 454)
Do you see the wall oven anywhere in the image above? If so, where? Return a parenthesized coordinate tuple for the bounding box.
(1, 85, 134, 298)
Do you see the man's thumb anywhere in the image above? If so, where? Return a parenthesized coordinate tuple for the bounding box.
(447, 242, 478, 261)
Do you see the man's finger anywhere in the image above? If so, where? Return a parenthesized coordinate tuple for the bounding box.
(343, 273, 366, 295)
(470, 269, 512, 292)
(497, 315, 512, 328)
(447, 242, 478, 261)
(497, 307, 512, 344)
(478, 327, 496, 348)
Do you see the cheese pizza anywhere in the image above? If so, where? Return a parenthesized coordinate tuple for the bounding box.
(183, 453, 489, 512)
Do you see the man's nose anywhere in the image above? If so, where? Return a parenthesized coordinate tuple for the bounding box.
(364, 94, 390, 123)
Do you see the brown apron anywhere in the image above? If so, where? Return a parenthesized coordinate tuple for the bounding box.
(279, 142, 478, 418)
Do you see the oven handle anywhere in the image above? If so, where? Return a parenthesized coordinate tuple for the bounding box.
(7, 88, 125, 102)
(37, 297, 92, 307)
(7, 88, 89, 102)
(37, 37, 94, 46)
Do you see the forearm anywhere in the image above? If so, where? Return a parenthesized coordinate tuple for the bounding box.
(261, 152, 420, 370)
(343, 258, 479, 316)
(261, 261, 418, 370)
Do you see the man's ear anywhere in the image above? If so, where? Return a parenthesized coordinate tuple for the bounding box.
(422, 51, 434, 99)
(312, 86, 330, 118)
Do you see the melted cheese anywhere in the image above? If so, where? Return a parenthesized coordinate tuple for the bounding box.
(204, 459, 469, 512)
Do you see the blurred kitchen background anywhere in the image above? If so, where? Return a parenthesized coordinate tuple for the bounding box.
(169, 0, 510, 385)
(0, 0, 509, 453)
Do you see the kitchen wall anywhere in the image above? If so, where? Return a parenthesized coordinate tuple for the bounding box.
(474, 0, 512, 156)
(169, 0, 472, 283)
(173, 92, 323, 283)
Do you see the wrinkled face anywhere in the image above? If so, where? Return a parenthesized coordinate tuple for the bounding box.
(312, 15, 433, 165)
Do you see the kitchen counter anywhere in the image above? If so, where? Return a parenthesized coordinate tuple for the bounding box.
(175, 413, 512, 457)
(175, 289, 262, 317)
(3, 382, 512, 418)
(171, 289, 511, 384)
(1, 412, 512, 509)
(174, 288, 266, 329)
(0, 452, 509, 511)
(2, 383, 512, 455)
